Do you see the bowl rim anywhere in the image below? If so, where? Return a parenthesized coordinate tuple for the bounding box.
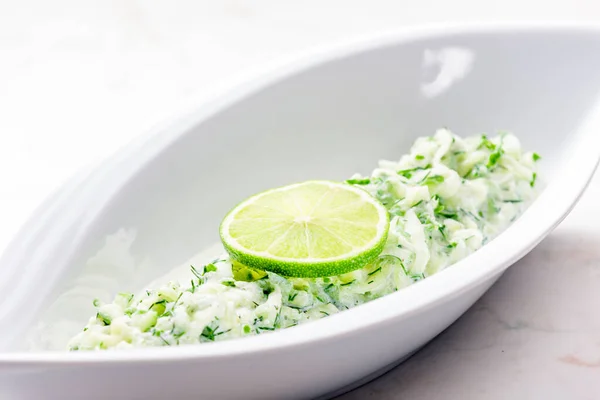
(2, 21, 600, 365)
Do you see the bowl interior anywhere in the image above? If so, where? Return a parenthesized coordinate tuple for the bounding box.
(5, 27, 600, 352)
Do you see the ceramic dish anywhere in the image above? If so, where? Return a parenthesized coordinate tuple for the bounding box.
(1, 23, 600, 400)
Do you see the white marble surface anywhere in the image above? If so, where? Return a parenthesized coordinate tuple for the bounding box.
(1, 2, 599, 399)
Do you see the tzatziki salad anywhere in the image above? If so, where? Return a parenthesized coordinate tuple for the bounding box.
(68, 129, 540, 351)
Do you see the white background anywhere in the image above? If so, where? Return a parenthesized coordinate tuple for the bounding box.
(0, 0, 598, 253)
(1, 2, 600, 399)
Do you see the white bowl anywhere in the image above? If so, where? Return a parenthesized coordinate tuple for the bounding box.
(1, 23, 600, 400)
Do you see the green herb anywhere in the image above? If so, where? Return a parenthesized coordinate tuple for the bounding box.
(346, 178, 371, 185)
(417, 211, 430, 225)
(243, 325, 251, 334)
(479, 135, 496, 150)
(152, 329, 170, 344)
(398, 164, 431, 178)
(447, 242, 457, 249)
(368, 266, 382, 276)
(530, 172, 537, 188)
(503, 199, 523, 203)
(274, 311, 281, 328)
(96, 312, 111, 326)
(258, 326, 275, 331)
(413, 199, 424, 207)
(263, 286, 274, 296)
(288, 292, 298, 302)
(487, 198, 500, 215)
(487, 151, 503, 168)
(117, 293, 134, 305)
(422, 174, 445, 185)
(434, 201, 458, 220)
(486, 135, 505, 169)
(375, 185, 395, 206)
(388, 202, 406, 217)
(190, 279, 197, 293)
(172, 327, 186, 339)
(201, 324, 228, 341)
(232, 262, 268, 281)
(367, 280, 374, 284)
(411, 273, 426, 281)
(438, 225, 448, 241)
(439, 210, 458, 219)
(173, 292, 183, 307)
(92, 298, 101, 308)
(375, 254, 404, 271)
(201, 325, 216, 341)
(158, 335, 170, 346)
(149, 299, 167, 316)
(320, 311, 330, 316)
(340, 280, 355, 286)
(464, 209, 483, 224)
(399, 261, 408, 275)
(190, 265, 203, 280)
(204, 263, 218, 274)
(222, 280, 236, 287)
(532, 152, 541, 162)
(466, 164, 486, 179)
(415, 154, 425, 160)
(416, 171, 430, 184)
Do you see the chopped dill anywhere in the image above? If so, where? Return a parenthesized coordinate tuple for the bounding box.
(346, 178, 371, 185)
(190, 265, 203, 280)
(204, 263, 218, 274)
(96, 312, 111, 325)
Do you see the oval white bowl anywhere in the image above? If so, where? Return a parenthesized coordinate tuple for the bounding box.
(1, 23, 600, 400)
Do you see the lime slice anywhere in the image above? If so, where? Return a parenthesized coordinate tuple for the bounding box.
(219, 181, 389, 278)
